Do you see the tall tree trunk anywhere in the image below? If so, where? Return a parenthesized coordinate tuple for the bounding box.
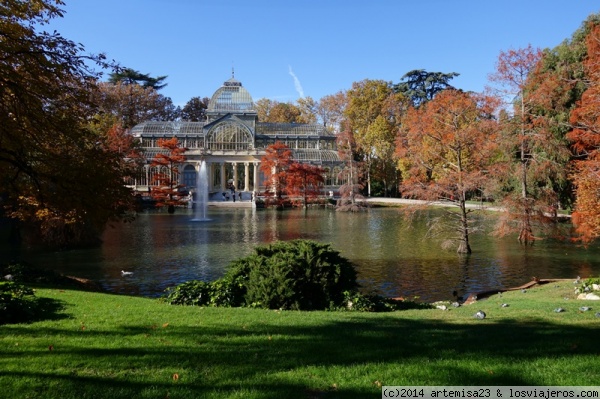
(518, 99, 534, 244)
(366, 165, 371, 197)
(457, 194, 472, 254)
(518, 198, 534, 243)
(455, 155, 471, 254)
(521, 142, 528, 199)
(303, 174, 307, 208)
(349, 160, 356, 205)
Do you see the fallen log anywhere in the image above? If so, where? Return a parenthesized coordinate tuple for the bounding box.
(462, 278, 573, 304)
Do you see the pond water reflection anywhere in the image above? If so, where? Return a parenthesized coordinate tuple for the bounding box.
(7, 207, 600, 302)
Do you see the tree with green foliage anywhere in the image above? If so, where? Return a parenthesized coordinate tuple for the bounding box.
(344, 79, 407, 197)
(180, 96, 209, 121)
(521, 45, 585, 212)
(0, 0, 135, 247)
(108, 67, 168, 90)
(488, 45, 571, 244)
(393, 69, 459, 107)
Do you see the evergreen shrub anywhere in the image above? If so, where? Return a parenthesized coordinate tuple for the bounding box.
(237, 240, 358, 310)
(164, 239, 359, 310)
(163, 275, 246, 307)
(0, 281, 38, 324)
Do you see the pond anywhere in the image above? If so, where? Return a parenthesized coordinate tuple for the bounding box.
(4, 207, 600, 302)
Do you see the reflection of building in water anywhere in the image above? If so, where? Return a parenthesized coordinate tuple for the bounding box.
(128, 75, 344, 199)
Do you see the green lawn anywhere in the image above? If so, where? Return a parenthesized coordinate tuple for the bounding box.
(1, 282, 599, 398)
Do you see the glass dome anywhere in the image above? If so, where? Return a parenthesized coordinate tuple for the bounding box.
(207, 77, 255, 112)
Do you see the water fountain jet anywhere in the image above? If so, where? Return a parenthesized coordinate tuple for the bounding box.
(191, 160, 210, 222)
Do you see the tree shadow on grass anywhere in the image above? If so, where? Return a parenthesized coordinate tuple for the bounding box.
(30, 296, 70, 323)
(1, 314, 599, 398)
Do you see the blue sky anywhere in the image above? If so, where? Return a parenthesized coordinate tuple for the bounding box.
(49, 1, 599, 107)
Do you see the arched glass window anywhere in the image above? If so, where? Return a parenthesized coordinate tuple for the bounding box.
(207, 122, 253, 151)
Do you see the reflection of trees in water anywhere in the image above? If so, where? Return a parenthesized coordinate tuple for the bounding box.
(350, 210, 600, 302)
(22, 208, 600, 300)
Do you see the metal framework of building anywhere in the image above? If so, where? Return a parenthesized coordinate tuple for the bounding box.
(129, 76, 343, 199)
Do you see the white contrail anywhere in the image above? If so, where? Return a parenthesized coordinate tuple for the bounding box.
(288, 65, 305, 98)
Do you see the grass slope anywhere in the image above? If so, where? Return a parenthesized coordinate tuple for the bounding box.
(1, 282, 599, 399)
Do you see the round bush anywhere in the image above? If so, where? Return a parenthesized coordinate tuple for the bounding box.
(224, 239, 358, 310)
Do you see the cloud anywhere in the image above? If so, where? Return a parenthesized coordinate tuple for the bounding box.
(288, 65, 305, 98)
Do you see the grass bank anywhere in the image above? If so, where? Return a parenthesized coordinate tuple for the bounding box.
(1, 281, 599, 398)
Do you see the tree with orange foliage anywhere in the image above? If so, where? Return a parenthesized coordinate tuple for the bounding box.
(335, 127, 368, 212)
(396, 90, 499, 253)
(150, 138, 187, 213)
(568, 22, 600, 243)
(570, 163, 600, 243)
(488, 45, 569, 244)
(259, 141, 293, 199)
(102, 124, 144, 187)
(285, 163, 325, 208)
(103, 124, 142, 158)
